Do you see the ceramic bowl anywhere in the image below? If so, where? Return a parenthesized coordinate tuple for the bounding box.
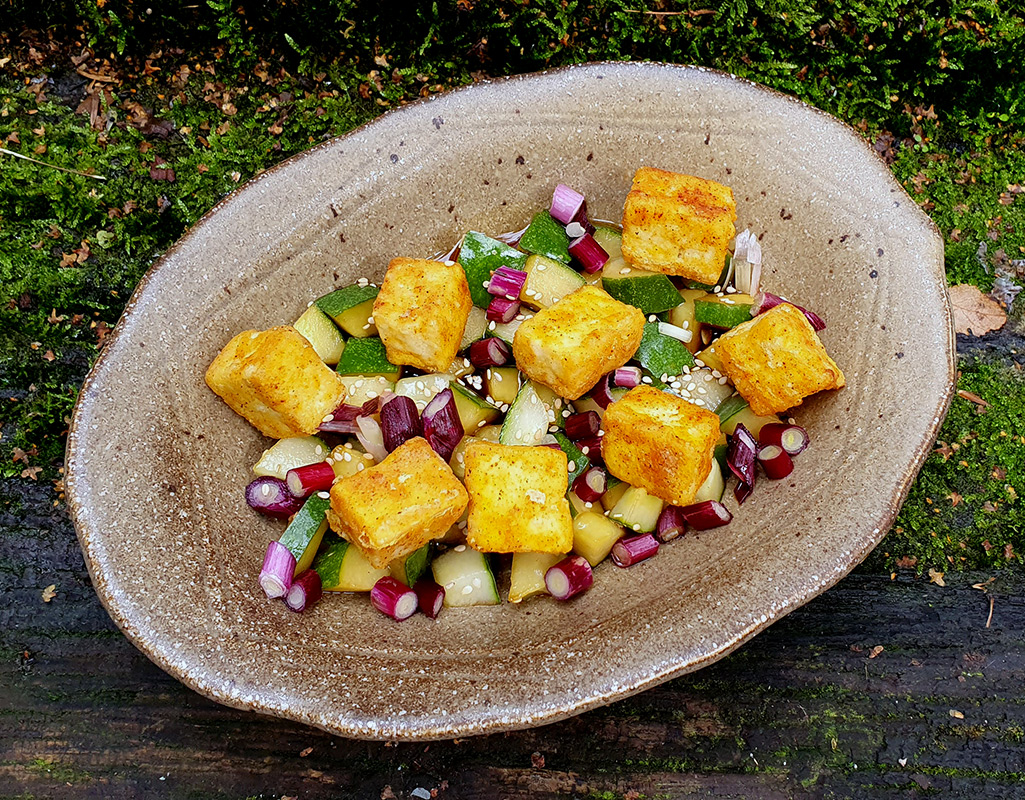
(66, 62, 953, 740)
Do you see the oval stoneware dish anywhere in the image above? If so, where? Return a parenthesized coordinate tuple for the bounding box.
(66, 62, 954, 740)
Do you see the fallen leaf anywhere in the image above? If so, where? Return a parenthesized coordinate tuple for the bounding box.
(928, 568, 946, 586)
(982, 501, 998, 513)
(895, 555, 918, 569)
(21, 466, 42, 480)
(869, 645, 884, 658)
(949, 284, 1006, 336)
(41, 584, 57, 602)
(42, 350, 55, 362)
(12, 447, 29, 464)
(949, 709, 964, 719)
(47, 309, 66, 324)
(1005, 543, 1016, 560)
(947, 491, 963, 506)
(380, 788, 396, 800)
(299, 747, 313, 757)
(531, 751, 545, 768)
(957, 389, 990, 411)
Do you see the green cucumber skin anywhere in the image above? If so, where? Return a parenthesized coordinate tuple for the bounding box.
(459, 232, 529, 308)
(602, 271, 681, 314)
(591, 226, 623, 257)
(714, 394, 748, 421)
(335, 337, 398, 376)
(312, 534, 349, 586)
(279, 492, 331, 563)
(400, 543, 431, 586)
(713, 443, 729, 476)
(694, 298, 754, 329)
(500, 381, 550, 446)
(519, 210, 570, 264)
(634, 322, 696, 379)
(552, 431, 589, 488)
(315, 284, 379, 318)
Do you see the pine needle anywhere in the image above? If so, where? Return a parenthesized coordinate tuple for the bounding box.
(0, 148, 107, 181)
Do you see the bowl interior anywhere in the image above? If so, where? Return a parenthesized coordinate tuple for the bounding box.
(66, 62, 952, 740)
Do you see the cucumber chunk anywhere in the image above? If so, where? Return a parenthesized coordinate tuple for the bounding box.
(395, 372, 454, 412)
(633, 321, 696, 380)
(458, 231, 529, 308)
(674, 367, 733, 412)
(552, 431, 589, 487)
(279, 492, 331, 575)
(316, 284, 379, 338)
(519, 210, 570, 264)
(601, 259, 681, 314)
(500, 381, 551, 446)
(695, 341, 725, 373)
(329, 444, 376, 479)
(491, 311, 533, 344)
(718, 401, 779, 438)
(451, 382, 502, 434)
(693, 459, 725, 503)
(610, 485, 664, 533)
(335, 337, 401, 381)
(485, 366, 520, 406)
(573, 510, 626, 566)
(694, 293, 754, 329)
(313, 534, 390, 591)
(431, 547, 500, 607)
(508, 551, 562, 603)
(668, 288, 707, 354)
(389, 543, 432, 587)
(520, 254, 585, 309)
(459, 305, 489, 350)
(601, 478, 629, 511)
(293, 305, 345, 364)
(338, 375, 395, 406)
(253, 435, 329, 480)
(591, 226, 623, 257)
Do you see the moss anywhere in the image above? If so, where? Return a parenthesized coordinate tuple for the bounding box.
(24, 758, 91, 784)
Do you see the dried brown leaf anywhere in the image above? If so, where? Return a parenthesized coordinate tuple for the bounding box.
(42, 584, 56, 602)
(928, 568, 946, 586)
(21, 466, 42, 480)
(950, 284, 1006, 336)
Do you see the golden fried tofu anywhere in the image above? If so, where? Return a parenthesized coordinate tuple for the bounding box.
(373, 257, 472, 373)
(714, 302, 845, 416)
(327, 437, 468, 568)
(621, 167, 737, 285)
(512, 285, 645, 400)
(205, 326, 347, 439)
(463, 441, 573, 554)
(602, 386, 720, 507)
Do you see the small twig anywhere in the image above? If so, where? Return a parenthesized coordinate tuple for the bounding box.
(75, 66, 117, 82)
(623, 8, 716, 16)
(986, 595, 994, 628)
(0, 148, 107, 180)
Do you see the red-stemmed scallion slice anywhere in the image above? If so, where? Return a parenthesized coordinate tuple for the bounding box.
(750, 291, 826, 331)
(679, 500, 733, 530)
(758, 422, 810, 456)
(757, 444, 794, 479)
(572, 466, 607, 503)
(613, 366, 642, 388)
(259, 540, 296, 599)
(568, 231, 609, 274)
(486, 296, 521, 324)
(575, 435, 603, 462)
(734, 480, 754, 505)
(285, 569, 323, 612)
(564, 411, 600, 441)
(726, 423, 757, 486)
(545, 555, 593, 600)
(422, 388, 463, 462)
(371, 576, 419, 621)
(549, 183, 586, 225)
(380, 394, 424, 453)
(246, 476, 304, 519)
(414, 579, 445, 619)
(355, 415, 389, 462)
(285, 461, 336, 498)
(318, 399, 378, 434)
(468, 336, 511, 369)
(655, 505, 687, 543)
(611, 533, 660, 567)
(590, 374, 616, 409)
(487, 266, 528, 300)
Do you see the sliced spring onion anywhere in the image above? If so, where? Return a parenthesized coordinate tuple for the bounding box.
(572, 466, 607, 503)
(414, 579, 446, 619)
(758, 422, 810, 455)
(544, 555, 593, 600)
(549, 183, 586, 225)
(379, 394, 424, 453)
(318, 398, 377, 434)
(750, 291, 826, 331)
(678, 500, 733, 530)
(726, 423, 757, 486)
(285, 569, 323, 612)
(355, 415, 389, 462)
(613, 366, 642, 388)
(259, 540, 297, 599)
(568, 231, 609, 274)
(734, 479, 754, 505)
(422, 388, 463, 462)
(575, 435, 603, 462)
(657, 321, 694, 344)
(732, 229, 763, 296)
(564, 410, 600, 442)
(468, 336, 512, 369)
(285, 461, 336, 498)
(246, 476, 304, 519)
(655, 505, 687, 543)
(757, 444, 794, 479)
(486, 295, 521, 323)
(371, 576, 419, 621)
(487, 266, 528, 300)
(611, 533, 659, 567)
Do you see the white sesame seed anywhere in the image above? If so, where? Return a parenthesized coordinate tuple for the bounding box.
(632, 523, 641, 531)
(322, 413, 334, 423)
(461, 585, 474, 595)
(260, 484, 270, 497)
(455, 544, 466, 552)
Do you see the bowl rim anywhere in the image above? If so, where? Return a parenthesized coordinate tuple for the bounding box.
(65, 60, 956, 740)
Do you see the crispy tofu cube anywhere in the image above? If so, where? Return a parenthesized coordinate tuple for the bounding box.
(714, 303, 845, 416)
(463, 441, 573, 554)
(512, 285, 645, 400)
(327, 437, 468, 568)
(205, 326, 347, 439)
(621, 167, 737, 285)
(373, 257, 472, 373)
(602, 386, 720, 507)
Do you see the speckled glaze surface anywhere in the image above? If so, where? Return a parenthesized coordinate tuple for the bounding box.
(66, 62, 954, 741)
